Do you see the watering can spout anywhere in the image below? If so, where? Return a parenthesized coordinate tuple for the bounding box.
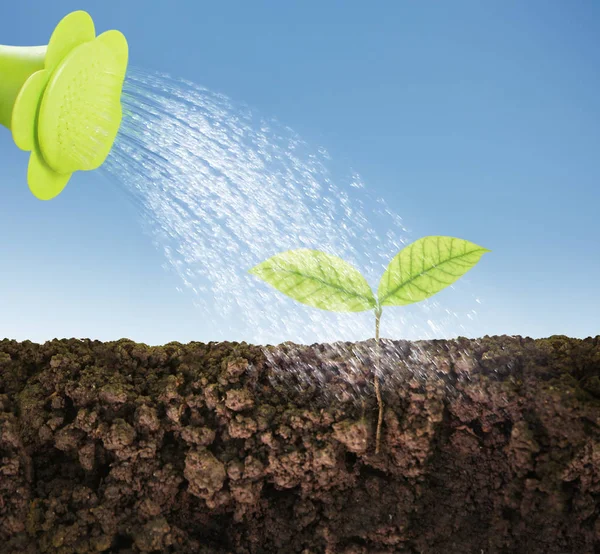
(0, 46, 46, 130)
(0, 11, 129, 200)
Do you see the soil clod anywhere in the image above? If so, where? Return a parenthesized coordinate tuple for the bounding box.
(0, 335, 599, 553)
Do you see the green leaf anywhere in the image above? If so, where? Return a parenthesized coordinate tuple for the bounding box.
(377, 236, 490, 307)
(249, 249, 376, 312)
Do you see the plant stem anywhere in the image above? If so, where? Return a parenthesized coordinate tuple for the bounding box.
(374, 305, 383, 454)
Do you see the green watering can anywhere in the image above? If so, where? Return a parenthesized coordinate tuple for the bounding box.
(0, 10, 129, 200)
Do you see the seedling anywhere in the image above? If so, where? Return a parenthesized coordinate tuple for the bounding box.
(249, 235, 490, 454)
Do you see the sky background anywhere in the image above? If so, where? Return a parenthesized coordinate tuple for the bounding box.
(0, 0, 599, 345)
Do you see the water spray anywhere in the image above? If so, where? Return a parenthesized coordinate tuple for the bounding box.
(0, 10, 128, 200)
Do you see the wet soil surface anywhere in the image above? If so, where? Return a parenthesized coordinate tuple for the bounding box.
(0, 335, 599, 553)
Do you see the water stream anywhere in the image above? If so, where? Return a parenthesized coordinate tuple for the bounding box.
(100, 68, 478, 345)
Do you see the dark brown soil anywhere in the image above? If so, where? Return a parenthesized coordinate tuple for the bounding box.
(0, 335, 599, 553)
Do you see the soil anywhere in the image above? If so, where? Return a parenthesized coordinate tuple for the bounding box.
(0, 335, 599, 554)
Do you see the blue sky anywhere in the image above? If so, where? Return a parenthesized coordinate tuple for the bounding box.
(1, 0, 599, 344)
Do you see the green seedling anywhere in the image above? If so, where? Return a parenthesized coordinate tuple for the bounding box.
(249, 235, 490, 454)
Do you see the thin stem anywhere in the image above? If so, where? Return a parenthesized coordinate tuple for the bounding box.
(374, 305, 383, 454)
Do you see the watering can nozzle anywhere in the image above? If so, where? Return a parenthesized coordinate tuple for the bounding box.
(0, 10, 128, 200)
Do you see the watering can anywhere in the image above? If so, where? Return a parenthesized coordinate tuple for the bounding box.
(0, 10, 128, 200)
